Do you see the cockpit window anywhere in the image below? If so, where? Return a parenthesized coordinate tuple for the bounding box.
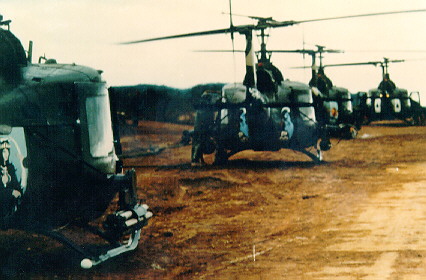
(297, 89, 316, 122)
(85, 95, 114, 157)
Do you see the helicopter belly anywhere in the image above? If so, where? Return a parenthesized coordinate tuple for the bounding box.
(217, 107, 317, 151)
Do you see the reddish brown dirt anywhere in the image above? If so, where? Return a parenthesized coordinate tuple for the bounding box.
(2, 120, 426, 279)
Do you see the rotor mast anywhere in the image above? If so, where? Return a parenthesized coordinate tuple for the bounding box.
(381, 57, 402, 78)
(241, 28, 256, 88)
(258, 27, 269, 64)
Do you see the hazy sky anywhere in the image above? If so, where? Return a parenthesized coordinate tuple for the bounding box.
(3, 0, 426, 100)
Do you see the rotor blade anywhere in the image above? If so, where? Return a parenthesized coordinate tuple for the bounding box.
(194, 49, 318, 56)
(207, 49, 344, 54)
(346, 49, 426, 53)
(268, 49, 343, 54)
(222, 12, 275, 22)
(268, 49, 313, 53)
(323, 57, 407, 68)
(194, 49, 314, 54)
(121, 8, 426, 45)
(387, 59, 405, 63)
(289, 65, 311, 69)
(193, 50, 245, 53)
(324, 62, 381, 68)
(290, 61, 380, 69)
(323, 49, 344, 53)
(120, 27, 237, 44)
(294, 9, 426, 25)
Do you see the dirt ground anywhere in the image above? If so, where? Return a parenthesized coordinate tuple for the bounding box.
(2, 120, 426, 279)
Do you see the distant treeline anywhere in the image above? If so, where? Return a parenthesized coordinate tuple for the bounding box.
(109, 83, 225, 125)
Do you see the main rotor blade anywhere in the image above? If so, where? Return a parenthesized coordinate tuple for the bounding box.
(290, 65, 311, 69)
(193, 50, 245, 53)
(120, 27, 237, 44)
(268, 49, 313, 53)
(346, 49, 426, 53)
(294, 9, 426, 25)
(194, 49, 312, 54)
(323, 62, 381, 68)
(323, 58, 405, 68)
(121, 8, 426, 45)
(291, 61, 380, 69)
(387, 59, 405, 64)
(222, 12, 275, 22)
(268, 49, 343, 54)
(194, 49, 344, 54)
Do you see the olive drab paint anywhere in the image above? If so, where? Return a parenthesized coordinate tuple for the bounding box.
(0, 16, 152, 268)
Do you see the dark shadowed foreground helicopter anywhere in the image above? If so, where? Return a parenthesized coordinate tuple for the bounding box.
(325, 58, 426, 125)
(0, 16, 152, 269)
(122, 8, 426, 165)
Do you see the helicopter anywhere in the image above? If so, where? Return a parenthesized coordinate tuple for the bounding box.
(121, 7, 426, 165)
(125, 15, 335, 165)
(194, 38, 360, 140)
(286, 45, 363, 139)
(0, 16, 152, 269)
(323, 57, 426, 125)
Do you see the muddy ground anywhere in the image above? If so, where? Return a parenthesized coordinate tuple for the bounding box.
(2, 120, 426, 279)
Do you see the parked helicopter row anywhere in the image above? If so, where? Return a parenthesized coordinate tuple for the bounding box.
(121, 8, 426, 166)
(322, 58, 426, 126)
(0, 5, 425, 272)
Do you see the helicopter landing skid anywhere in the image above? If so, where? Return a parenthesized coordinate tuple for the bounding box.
(82, 202, 152, 269)
(80, 227, 142, 269)
(35, 169, 153, 269)
(298, 148, 323, 163)
(40, 203, 152, 269)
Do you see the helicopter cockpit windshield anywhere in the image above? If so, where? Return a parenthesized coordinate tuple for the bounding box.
(76, 82, 114, 159)
(85, 95, 114, 158)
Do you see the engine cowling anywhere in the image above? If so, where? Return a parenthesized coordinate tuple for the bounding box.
(0, 28, 27, 86)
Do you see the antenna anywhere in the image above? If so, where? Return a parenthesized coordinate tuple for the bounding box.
(27, 41, 33, 63)
(228, 0, 237, 84)
(228, 0, 234, 42)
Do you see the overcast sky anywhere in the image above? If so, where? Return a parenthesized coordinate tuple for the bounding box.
(3, 0, 426, 101)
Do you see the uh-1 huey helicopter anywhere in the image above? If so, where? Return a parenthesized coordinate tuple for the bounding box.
(0, 15, 152, 269)
(323, 57, 426, 125)
(124, 14, 336, 165)
(284, 45, 363, 139)
(204, 44, 362, 139)
(121, 6, 426, 165)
